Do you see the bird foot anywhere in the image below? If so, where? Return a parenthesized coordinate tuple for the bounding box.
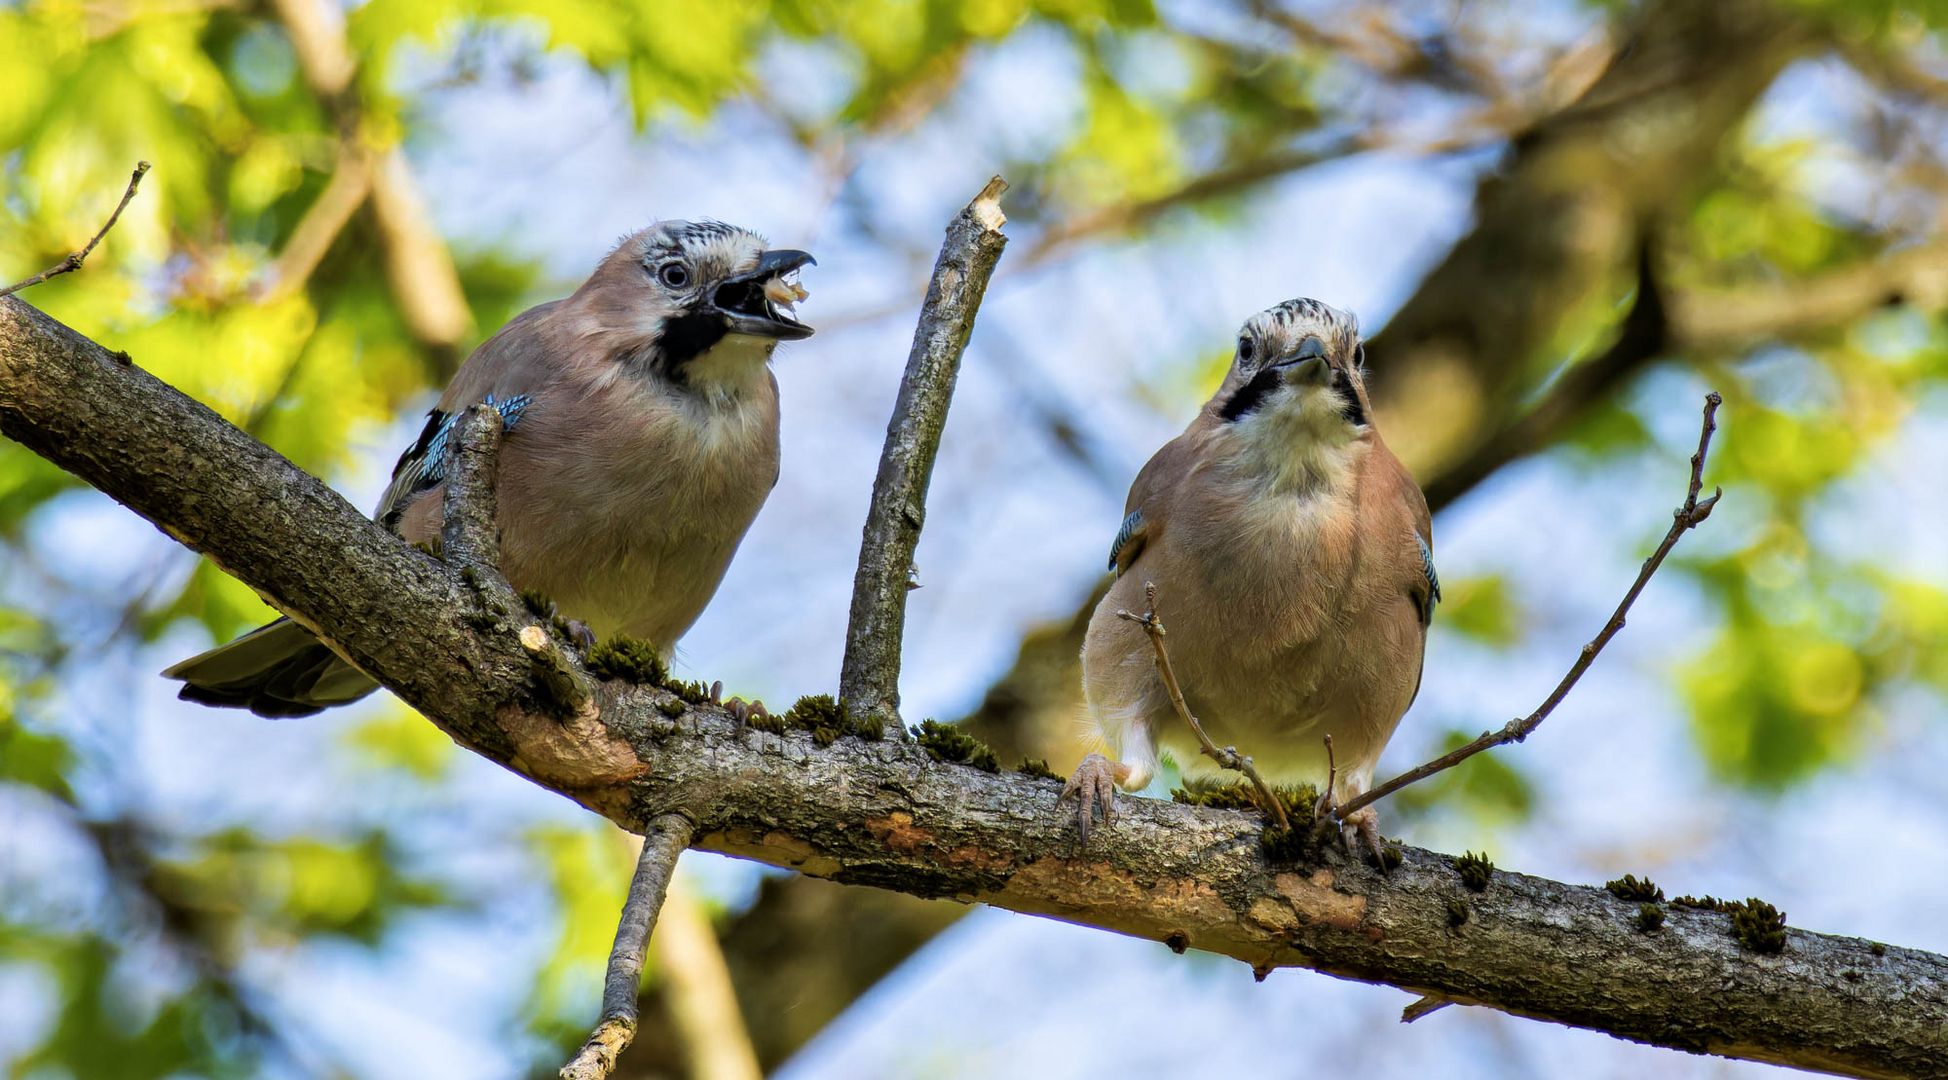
(704, 681, 769, 726)
(1059, 753, 1127, 840)
(1313, 793, 1391, 870)
(537, 597, 595, 650)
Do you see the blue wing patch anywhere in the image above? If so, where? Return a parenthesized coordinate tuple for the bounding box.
(380, 393, 532, 527)
(1415, 532, 1440, 624)
(1108, 508, 1145, 574)
(416, 393, 531, 492)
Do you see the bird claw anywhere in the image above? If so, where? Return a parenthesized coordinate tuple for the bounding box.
(1059, 753, 1121, 840)
(1312, 793, 1391, 871)
(565, 619, 595, 649)
(725, 697, 768, 727)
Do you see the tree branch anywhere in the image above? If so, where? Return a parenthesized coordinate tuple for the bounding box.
(1671, 235, 1948, 352)
(0, 161, 149, 299)
(258, 146, 371, 303)
(1367, 0, 1814, 479)
(840, 176, 1009, 733)
(561, 813, 694, 1080)
(646, 877, 763, 1080)
(6, 264, 1946, 1077)
(1116, 583, 1291, 832)
(1339, 392, 1721, 822)
(269, 0, 472, 356)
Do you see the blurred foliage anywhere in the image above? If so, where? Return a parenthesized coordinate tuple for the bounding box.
(1390, 728, 1536, 825)
(522, 825, 638, 1061)
(1436, 575, 1523, 648)
(0, 0, 1945, 1075)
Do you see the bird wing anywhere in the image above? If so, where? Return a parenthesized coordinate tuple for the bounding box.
(373, 300, 567, 530)
(1414, 530, 1441, 625)
(376, 393, 533, 529)
(1108, 429, 1204, 576)
(1108, 508, 1145, 574)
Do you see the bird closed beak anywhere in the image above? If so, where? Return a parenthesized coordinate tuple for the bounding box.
(1268, 336, 1331, 385)
(711, 249, 816, 340)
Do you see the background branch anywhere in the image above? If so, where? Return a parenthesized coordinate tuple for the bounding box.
(268, 0, 472, 358)
(840, 176, 1009, 734)
(646, 877, 763, 1080)
(561, 813, 695, 1080)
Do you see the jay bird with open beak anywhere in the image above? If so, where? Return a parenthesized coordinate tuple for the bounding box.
(1062, 299, 1437, 856)
(164, 220, 815, 717)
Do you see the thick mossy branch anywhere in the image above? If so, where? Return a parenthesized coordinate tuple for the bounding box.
(912, 719, 999, 773)
(1014, 758, 1062, 782)
(6, 297, 1948, 1080)
(587, 636, 668, 685)
(747, 693, 880, 747)
(1606, 875, 1665, 903)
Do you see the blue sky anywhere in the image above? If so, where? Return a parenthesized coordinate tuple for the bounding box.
(5, 11, 1947, 1079)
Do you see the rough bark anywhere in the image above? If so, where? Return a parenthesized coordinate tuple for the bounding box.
(5, 295, 1947, 1077)
(840, 178, 1009, 733)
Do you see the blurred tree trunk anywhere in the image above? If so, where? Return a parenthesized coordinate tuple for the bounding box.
(619, 2, 1831, 1074)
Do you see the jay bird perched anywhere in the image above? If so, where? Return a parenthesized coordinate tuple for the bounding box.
(1063, 299, 1437, 854)
(165, 221, 815, 717)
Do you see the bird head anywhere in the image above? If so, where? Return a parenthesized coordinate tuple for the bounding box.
(579, 220, 815, 391)
(1213, 298, 1370, 431)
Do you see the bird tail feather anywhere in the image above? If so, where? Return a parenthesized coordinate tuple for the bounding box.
(162, 618, 378, 718)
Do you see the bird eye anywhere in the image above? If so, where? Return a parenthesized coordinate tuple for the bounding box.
(1238, 337, 1255, 362)
(658, 263, 690, 289)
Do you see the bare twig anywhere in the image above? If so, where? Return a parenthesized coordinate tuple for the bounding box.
(561, 813, 696, 1080)
(439, 404, 505, 573)
(1338, 392, 1723, 822)
(1115, 582, 1293, 832)
(0, 162, 149, 299)
(1402, 994, 1456, 1023)
(1324, 733, 1338, 805)
(648, 879, 763, 1080)
(840, 176, 1009, 734)
(441, 405, 594, 715)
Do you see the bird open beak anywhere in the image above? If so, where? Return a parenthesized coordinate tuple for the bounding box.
(1268, 337, 1331, 385)
(711, 249, 816, 340)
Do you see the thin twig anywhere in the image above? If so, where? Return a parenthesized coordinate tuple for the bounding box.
(839, 176, 1009, 735)
(0, 162, 150, 299)
(649, 879, 764, 1080)
(442, 405, 595, 715)
(1116, 583, 1293, 832)
(439, 404, 505, 572)
(561, 813, 696, 1080)
(1337, 392, 1724, 822)
(1321, 734, 1339, 819)
(1402, 994, 1455, 1023)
